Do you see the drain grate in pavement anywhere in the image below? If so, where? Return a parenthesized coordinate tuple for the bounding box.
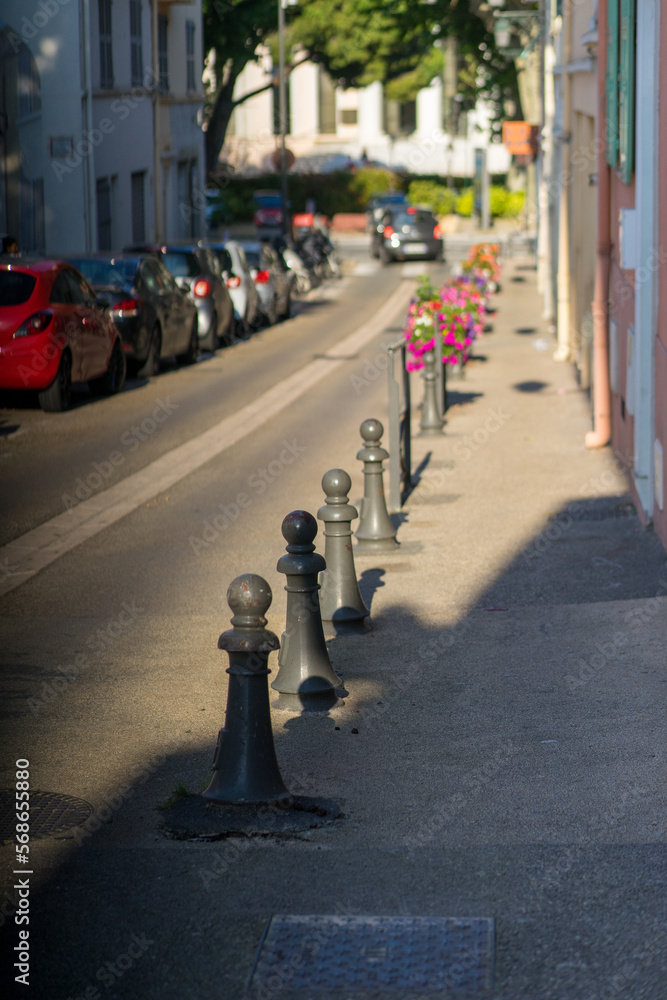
(249, 915, 494, 993)
(549, 501, 636, 522)
(0, 789, 94, 843)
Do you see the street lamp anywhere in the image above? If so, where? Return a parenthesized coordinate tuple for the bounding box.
(278, 0, 298, 238)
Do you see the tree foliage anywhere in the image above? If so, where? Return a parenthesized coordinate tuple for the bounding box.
(202, 0, 519, 178)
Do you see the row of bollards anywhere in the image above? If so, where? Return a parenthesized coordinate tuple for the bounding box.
(203, 419, 398, 806)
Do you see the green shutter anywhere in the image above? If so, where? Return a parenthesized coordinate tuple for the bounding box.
(618, 0, 635, 184)
(606, 0, 619, 168)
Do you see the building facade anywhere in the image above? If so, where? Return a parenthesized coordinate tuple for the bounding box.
(223, 52, 510, 179)
(541, 0, 667, 551)
(0, 0, 205, 255)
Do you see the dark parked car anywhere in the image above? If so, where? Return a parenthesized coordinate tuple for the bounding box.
(67, 254, 198, 376)
(372, 206, 443, 263)
(125, 244, 234, 352)
(366, 191, 408, 232)
(0, 259, 125, 411)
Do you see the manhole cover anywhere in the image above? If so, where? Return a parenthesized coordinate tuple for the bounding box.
(0, 789, 94, 843)
(249, 915, 494, 993)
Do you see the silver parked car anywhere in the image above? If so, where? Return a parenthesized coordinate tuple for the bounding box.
(125, 244, 235, 351)
(201, 240, 262, 337)
(238, 240, 293, 324)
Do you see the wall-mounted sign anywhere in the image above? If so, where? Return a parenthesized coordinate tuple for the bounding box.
(502, 121, 539, 157)
(50, 137, 74, 158)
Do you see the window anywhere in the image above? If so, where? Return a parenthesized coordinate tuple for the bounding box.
(186, 20, 196, 93)
(97, 178, 112, 250)
(131, 171, 146, 243)
(65, 269, 95, 305)
(99, 0, 114, 89)
(139, 258, 163, 295)
(158, 14, 169, 94)
(130, 0, 143, 87)
(50, 272, 73, 305)
(18, 46, 41, 118)
(340, 109, 358, 125)
(606, 0, 635, 183)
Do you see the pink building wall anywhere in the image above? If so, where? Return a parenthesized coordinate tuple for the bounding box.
(654, 5, 667, 547)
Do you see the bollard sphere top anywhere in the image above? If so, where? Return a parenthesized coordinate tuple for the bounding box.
(321, 468, 352, 503)
(360, 418, 383, 444)
(281, 509, 318, 548)
(226, 573, 272, 627)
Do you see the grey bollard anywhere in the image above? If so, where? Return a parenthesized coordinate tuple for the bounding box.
(355, 418, 399, 552)
(317, 469, 370, 629)
(271, 510, 343, 711)
(419, 349, 444, 435)
(203, 573, 290, 805)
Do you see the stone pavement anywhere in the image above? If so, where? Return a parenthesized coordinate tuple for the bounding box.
(2, 253, 667, 1000)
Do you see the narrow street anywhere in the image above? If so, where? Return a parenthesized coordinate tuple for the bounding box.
(1, 245, 666, 999)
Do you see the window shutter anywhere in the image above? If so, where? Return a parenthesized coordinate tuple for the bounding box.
(606, 0, 619, 168)
(618, 0, 635, 184)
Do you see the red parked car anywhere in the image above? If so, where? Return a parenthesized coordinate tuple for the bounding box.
(0, 259, 125, 411)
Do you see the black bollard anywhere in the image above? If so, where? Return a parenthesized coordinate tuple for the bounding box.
(271, 510, 343, 711)
(203, 573, 290, 805)
(317, 469, 370, 629)
(419, 348, 444, 435)
(355, 418, 399, 553)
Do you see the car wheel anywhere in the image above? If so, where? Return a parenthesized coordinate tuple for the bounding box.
(178, 317, 199, 365)
(205, 312, 218, 352)
(38, 350, 73, 412)
(135, 325, 161, 378)
(266, 297, 278, 326)
(89, 339, 126, 397)
(380, 244, 393, 265)
(221, 312, 236, 347)
(237, 316, 252, 340)
(279, 293, 292, 321)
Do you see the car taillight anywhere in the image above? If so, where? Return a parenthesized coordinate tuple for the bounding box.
(433, 224, 442, 239)
(226, 274, 241, 288)
(111, 297, 140, 317)
(254, 270, 271, 284)
(13, 310, 54, 338)
(193, 279, 211, 298)
(383, 226, 394, 238)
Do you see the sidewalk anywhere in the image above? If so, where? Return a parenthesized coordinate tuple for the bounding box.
(4, 254, 667, 1000)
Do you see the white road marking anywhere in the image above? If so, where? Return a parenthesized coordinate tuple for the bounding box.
(0, 280, 415, 595)
(352, 261, 380, 277)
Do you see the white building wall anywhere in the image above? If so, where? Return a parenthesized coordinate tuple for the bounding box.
(0, 0, 205, 253)
(224, 59, 510, 178)
(1, 0, 88, 253)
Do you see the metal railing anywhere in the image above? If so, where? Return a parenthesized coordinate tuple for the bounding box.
(385, 335, 413, 512)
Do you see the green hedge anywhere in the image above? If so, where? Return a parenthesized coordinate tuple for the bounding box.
(212, 169, 522, 222)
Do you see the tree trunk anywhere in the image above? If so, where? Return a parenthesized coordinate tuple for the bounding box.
(205, 72, 239, 179)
